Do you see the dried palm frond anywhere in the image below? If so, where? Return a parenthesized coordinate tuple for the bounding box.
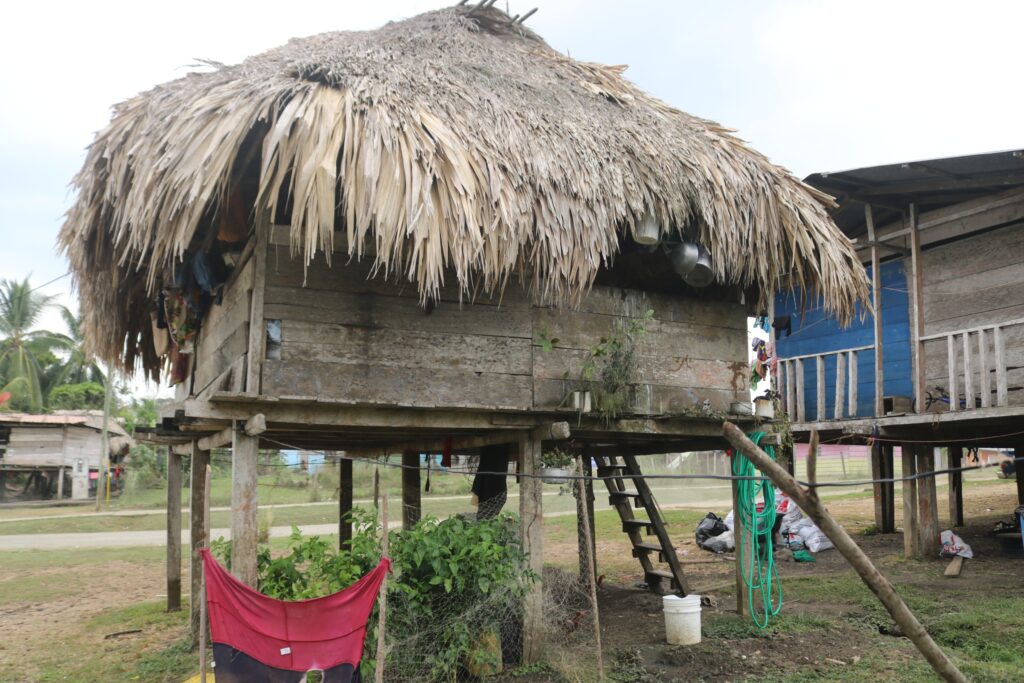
(59, 6, 869, 378)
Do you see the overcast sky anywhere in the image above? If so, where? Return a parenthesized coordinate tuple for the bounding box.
(1, 0, 1021, 395)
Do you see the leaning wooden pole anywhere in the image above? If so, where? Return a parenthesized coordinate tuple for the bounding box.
(374, 485, 389, 683)
(576, 457, 604, 680)
(723, 423, 967, 683)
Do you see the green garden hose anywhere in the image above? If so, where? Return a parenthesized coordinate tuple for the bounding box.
(732, 432, 782, 628)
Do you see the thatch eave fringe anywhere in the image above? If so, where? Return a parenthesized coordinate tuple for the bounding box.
(59, 6, 869, 377)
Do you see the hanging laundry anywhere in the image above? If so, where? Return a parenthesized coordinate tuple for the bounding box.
(201, 550, 389, 682)
(772, 315, 792, 338)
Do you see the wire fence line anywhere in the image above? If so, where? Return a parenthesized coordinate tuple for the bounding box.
(246, 436, 1020, 491)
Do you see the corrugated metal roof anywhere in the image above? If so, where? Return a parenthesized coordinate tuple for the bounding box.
(805, 149, 1024, 237)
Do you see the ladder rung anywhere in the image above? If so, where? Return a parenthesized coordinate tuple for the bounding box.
(598, 464, 628, 475)
(609, 489, 640, 498)
(622, 519, 654, 534)
(645, 569, 681, 590)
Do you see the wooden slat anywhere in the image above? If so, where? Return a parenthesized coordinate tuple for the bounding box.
(816, 355, 826, 421)
(245, 213, 270, 394)
(961, 332, 974, 410)
(947, 335, 958, 412)
(834, 353, 846, 420)
(978, 328, 991, 408)
(786, 361, 796, 419)
(848, 351, 858, 417)
(994, 325, 1008, 406)
(944, 555, 965, 578)
(795, 359, 806, 423)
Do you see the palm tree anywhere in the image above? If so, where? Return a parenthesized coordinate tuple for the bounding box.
(0, 278, 70, 411)
(51, 306, 105, 387)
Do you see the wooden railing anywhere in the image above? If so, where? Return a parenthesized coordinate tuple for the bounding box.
(776, 345, 873, 423)
(920, 317, 1023, 411)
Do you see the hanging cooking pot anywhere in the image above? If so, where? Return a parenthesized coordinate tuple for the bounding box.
(683, 246, 714, 287)
(633, 212, 661, 245)
(670, 242, 700, 277)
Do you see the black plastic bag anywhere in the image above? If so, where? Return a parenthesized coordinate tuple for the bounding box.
(695, 512, 728, 546)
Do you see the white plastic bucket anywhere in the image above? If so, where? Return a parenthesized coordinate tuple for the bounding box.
(662, 594, 702, 645)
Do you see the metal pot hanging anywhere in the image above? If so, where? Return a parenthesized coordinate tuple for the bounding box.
(670, 242, 700, 277)
(683, 246, 714, 287)
(633, 212, 661, 245)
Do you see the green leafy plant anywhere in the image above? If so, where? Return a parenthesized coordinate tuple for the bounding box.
(541, 445, 575, 469)
(576, 309, 653, 423)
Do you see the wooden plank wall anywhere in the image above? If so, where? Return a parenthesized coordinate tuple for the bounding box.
(3, 426, 102, 468)
(192, 254, 256, 397)
(922, 222, 1024, 406)
(259, 247, 748, 414)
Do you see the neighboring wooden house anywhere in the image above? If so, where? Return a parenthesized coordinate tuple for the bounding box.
(773, 149, 1024, 557)
(0, 412, 132, 501)
(58, 6, 868, 649)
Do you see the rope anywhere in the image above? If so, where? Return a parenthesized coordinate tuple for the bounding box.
(733, 432, 782, 628)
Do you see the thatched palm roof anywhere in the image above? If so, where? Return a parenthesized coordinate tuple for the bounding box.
(60, 5, 869, 377)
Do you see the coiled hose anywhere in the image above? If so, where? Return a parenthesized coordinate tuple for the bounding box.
(732, 432, 782, 627)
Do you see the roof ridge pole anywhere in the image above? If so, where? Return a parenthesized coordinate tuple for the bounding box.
(514, 7, 538, 24)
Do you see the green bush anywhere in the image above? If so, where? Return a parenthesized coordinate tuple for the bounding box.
(212, 509, 533, 682)
(48, 381, 106, 410)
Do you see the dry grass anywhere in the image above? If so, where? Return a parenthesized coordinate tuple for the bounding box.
(60, 6, 869, 377)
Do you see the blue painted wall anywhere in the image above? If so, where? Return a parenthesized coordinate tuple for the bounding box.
(775, 260, 912, 417)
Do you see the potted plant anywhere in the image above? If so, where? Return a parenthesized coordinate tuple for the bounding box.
(539, 446, 575, 484)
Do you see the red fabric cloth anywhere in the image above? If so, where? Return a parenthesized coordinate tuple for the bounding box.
(201, 550, 390, 672)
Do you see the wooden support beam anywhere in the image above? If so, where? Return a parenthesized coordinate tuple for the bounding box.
(948, 446, 964, 527)
(917, 447, 940, 558)
(865, 206, 885, 418)
(230, 423, 259, 587)
(245, 212, 270, 394)
(518, 432, 544, 664)
(730, 452, 747, 618)
(723, 423, 968, 683)
(946, 335, 958, 412)
(1016, 444, 1024, 506)
(870, 441, 885, 531)
(189, 443, 210, 644)
(339, 457, 353, 549)
(344, 421, 570, 459)
(401, 451, 421, 530)
(166, 448, 182, 612)
(908, 203, 926, 414)
(882, 444, 896, 533)
(901, 443, 920, 558)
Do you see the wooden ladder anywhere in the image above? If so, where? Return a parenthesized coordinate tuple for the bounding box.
(594, 454, 691, 595)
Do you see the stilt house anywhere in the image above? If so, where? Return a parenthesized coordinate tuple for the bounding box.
(773, 149, 1024, 558)
(59, 5, 868, 652)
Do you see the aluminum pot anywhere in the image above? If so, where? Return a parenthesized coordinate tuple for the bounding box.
(683, 246, 714, 287)
(670, 242, 700, 277)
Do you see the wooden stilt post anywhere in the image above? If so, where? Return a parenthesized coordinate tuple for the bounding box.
(730, 450, 747, 617)
(1015, 444, 1024, 505)
(724, 423, 968, 683)
(917, 447, 940, 558)
(339, 456, 353, 549)
(870, 441, 885, 531)
(901, 443, 920, 558)
(576, 457, 604, 680)
(948, 446, 964, 527)
(231, 422, 259, 587)
(401, 450, 421, 530)
(518, 432, 544, 663)
(882, 444, 896, 533)
(199, 468, 211, 682)
(190, 443, 210, 643)
(374, 487, 389, 683)
(166, 446, 182, 612)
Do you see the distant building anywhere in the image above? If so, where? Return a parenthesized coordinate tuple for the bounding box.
(0, 411, 134, 501)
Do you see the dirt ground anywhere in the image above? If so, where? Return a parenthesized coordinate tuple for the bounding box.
(1, 480, 1021, 682)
